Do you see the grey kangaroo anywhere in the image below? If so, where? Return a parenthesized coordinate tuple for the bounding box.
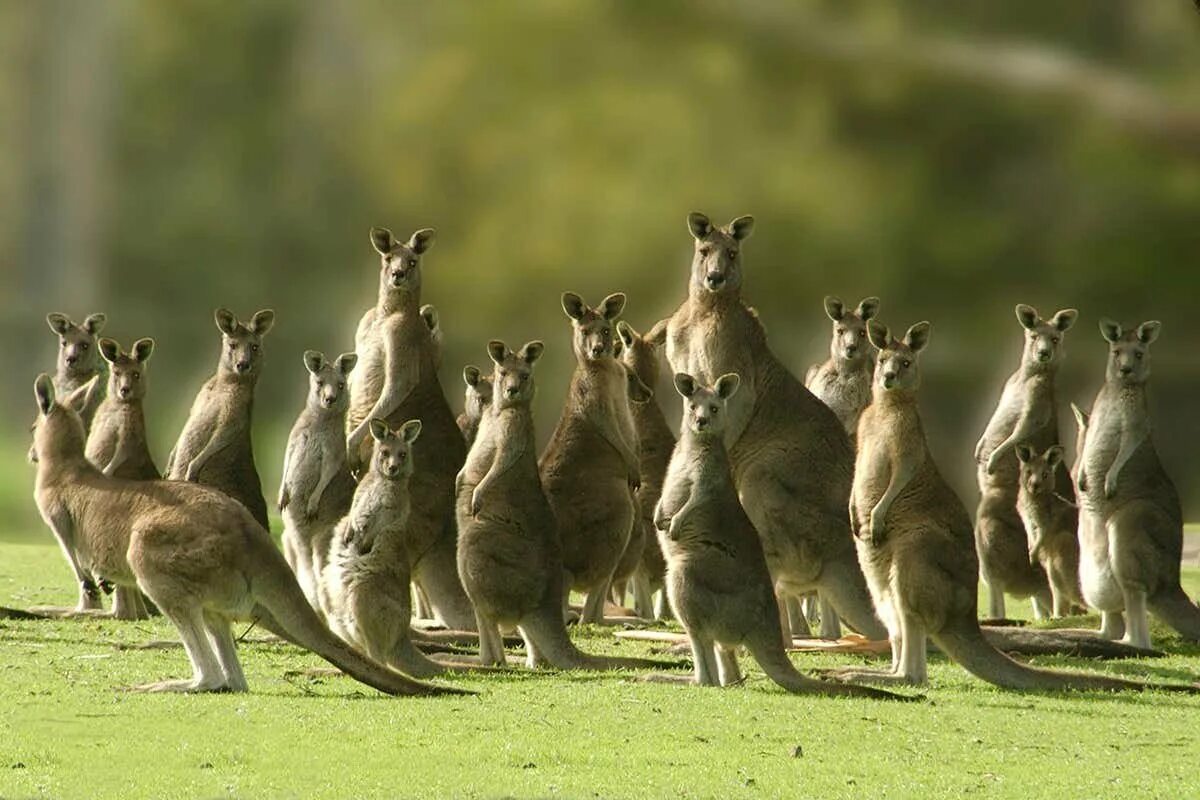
(457, 365, 493, 447)
(1071, 402, 1125, 640)
(1015, 444, 1084, 618)
(166, 308, 274, 529)
(30, 374, 465, 697)
(346, 226, 474, 629)
(46, 312, 107, 428)
(654, 212, 885, 642)
(1076, 319, 1200, 649)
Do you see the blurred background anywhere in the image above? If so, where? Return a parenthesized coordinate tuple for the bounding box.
(3, 0, 1199, 538)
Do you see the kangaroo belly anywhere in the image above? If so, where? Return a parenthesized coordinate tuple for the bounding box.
(1077, 513, 1121, 611)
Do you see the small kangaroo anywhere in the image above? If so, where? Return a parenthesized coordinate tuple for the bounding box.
(655, 371, 906, 700)
(1071, 403, 1125, 640)
(540, 292, 649, 625)
(1076, 319, 1200, 649)
(420, 303, 443, 368)
(825, 320, 1194, 692)
(346, 226, 474, 629)
(30, 374, 463, 696)
(975, 304, 1077, 620)
(1015, 444, 1084, 617)
(87, 337, 159, 620)
(457, 365, 493, 447)
(805, 295, 880, 442)
(616, 320, 674, 620)
(279, 350, 358, 612)
(457, 340, 667, 671)
(46, 312, 108, 428)
(166, 308, 274, 529)
(656, 212, 885, 642)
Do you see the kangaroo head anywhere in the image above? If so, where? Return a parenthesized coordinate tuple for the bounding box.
(686, 212, 754, 296)
(215, 308, 274, 379)
(462, 365, 494, 420)
(30, 374, 94, 464)
(370, 226, 434, 299)
(616, 321, 663, 390)
(1099, 318, 1159, 385)
(487, 339, 543, 409)
(1016, 304, 1077, 371)
(99, 337, 153, 403)
(303, 350, 356, 412)
(47, 312, 105, 378)
(368, 418, 421, 479)
(1016, 443, 1064, 497)
(673, 372, 740, 437)
(867, 320, 931, 393)
(824, 296, 880, 364)
(562, 292, 623, 363)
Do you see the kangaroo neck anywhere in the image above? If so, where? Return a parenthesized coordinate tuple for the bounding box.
(680, 430, 730, 471)
(377, 287, 420, 317)
(689, 284, 741, 313)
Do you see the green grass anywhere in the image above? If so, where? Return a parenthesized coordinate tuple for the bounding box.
(2, 540, 1200, 799)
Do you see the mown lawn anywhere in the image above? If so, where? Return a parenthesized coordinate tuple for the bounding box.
(2, 536, 1199, 799)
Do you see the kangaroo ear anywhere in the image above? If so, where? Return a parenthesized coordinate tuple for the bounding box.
(34, 374, 55, 415)
(519, 340, 544, 365)
(673, 373, 698, 398)
(1099, 318, 1122, 343)
(98, 338, 121, 364)
(687, 212, 713, 240)
(336, 352, 358, 374)
(368, 418, 391, 442)
(1051, 308, 1078, 332)
(616, 320, 637, 350)
(600, 293, 626, 321)
(1136, 320, 1161, 344)
(399, 418, 423, 444)
(561, 292, 586, 321)
(728, 215, 755, 241)
(624, 365, 653, 403)
(65, 375, 100, 414)
(1070, 402, 1090, 431)
(823, 296, 845, 322)
(903, 321, 932, 353)
(369, 227, 395, 255)
(1015, 444, 1034, 464)
(82, 313, 106, 336)
(132, 338, 155, 363)
(646, 319, 668, 348)
(463, 365, 482, 387)
(866, 320, 890, 351)
(408, 228, 436, 255)
(1015, 304, 1039, 331)
(214, 308, 238, 336)
(419, 304, 439, 332)
(856, 297, 881, 322)
(303, 350, 326, 375)
(1046, 445, 1064, 469)
(715, 372, 741, 400)
(46, 313, 71, 335)
(250, 309, 275, 336)
(487, 340, 508, 365)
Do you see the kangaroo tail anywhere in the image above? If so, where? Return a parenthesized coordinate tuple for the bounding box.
(1149, 586, 1200, 641)
(748, 638, 915, 701)
(981, 626, 1163, 659)
(521, 604, 675, 671)
(934, 620, 1198, 693)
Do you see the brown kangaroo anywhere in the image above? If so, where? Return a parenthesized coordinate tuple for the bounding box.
(1015, 444, 1085, 617)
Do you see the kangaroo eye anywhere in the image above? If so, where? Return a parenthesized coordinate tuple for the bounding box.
(699, 246, 711, 257)
(229, 343, 237, 352)
(80, 342, 89, 351)
(1135, 351, 1143, 359)
(835, 328, 844, 335)
(858, 329, 866, 337)
(902, 359, 911, 368)
(60, 338, 66, 346)
(252, 344, 260, 352)
(1052, 336, 1060, 344)
(132, 372, 140, 380)
(519, 373, 528, 382)
(338, 382, 345, 390)
(408, 259, 417, 268)
(601, 328, 610, 338)
(710, 405, 719, 413)
(727, 249, 737, 259)
(398, 451, 407, 460)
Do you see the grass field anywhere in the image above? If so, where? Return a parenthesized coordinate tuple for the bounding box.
(2, 536, 1200, 799)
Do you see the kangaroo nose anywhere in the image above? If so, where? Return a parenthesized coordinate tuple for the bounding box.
(1120, 365, 1133, 376)
(119, 386, 131, 398)
(705, 273, 725, 289)
(505, 386, 519, 398)
(65, 355, 77, 365)
(845, 344, 858, 356)
(590, 344, 604, 357)
(1038, 349, 1051, 361)
(236, 360, 251, 373)
(695, 417, 709, 429)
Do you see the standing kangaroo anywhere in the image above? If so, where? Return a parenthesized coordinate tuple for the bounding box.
(540, 292, 649, 625)
(457, 340, 667, 671)
(87, 337, 159, 620)
(656, 212, 885, 641)
(457, 365, 493, 447)
(30, 374, 463, 697)
(279, 350, 358, 612)
(655, 371, 906, 700)
(166, 308, 274, 529)
(1076, 319, 1200, 649)
(46, 312, 107, 428)
(825, 321, 1195, 692)
(1071, 403, 1125, 640)
(1015, 444, 1084, 617)
(346, 226, 474, 629)
(975, 304, 1077, 620)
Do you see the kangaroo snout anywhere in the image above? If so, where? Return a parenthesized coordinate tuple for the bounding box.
(704, 272, 725, 290)
(119, 385, 131, 398)
(390, 269, 407, 286)
(235, 360, 252, 374)
(505, 386, 519, 398)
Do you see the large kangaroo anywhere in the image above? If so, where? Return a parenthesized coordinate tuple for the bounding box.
(974, 304, 1077, 619)
(654, 212, 885, 641)
(1077, 319, 1200, 649)
(30, 374, 464, 697)
(346, 226, 474, 629)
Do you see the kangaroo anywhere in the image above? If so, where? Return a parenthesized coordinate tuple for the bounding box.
(457, 365, 493, 447)
(1071, 403, 1125, 640)
(655, 371, 907, 700)
(655, 212, 885, 642)
(1015, 444, 1084, 617)
(166, 308, 274, 529)
(346, 226, 474, 630)
(87, 337, 159, 620)
(279, 350, 358, 612)
(457, 340, 668, 671)
(540, 292, 649, 625)
(805, 295, 880, 442)
(46, 312, 108, 428)
(617, 320, 674, 620)
(29, 374, 464, 696)
(1076, 319, 1200, 649)
(974, 304, 1077, 620)
(824, 320, 1195, 692)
